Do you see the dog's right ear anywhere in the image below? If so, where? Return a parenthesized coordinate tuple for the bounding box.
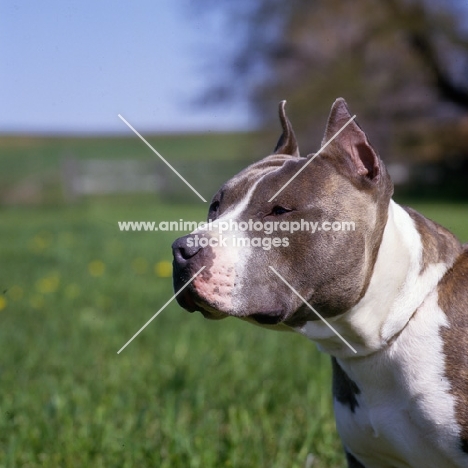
(274, 101, 300, 157)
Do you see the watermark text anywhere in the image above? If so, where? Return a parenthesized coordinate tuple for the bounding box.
(117, 219, 355, 235)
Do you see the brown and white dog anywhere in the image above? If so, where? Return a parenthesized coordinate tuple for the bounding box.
(172, 99, 468, 468)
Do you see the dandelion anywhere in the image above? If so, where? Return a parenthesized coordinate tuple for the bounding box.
(88, 260, 105, 277)
(29, 231, 53, 253)
(36, 274, 60, 294)
(155, 261, 172, 278)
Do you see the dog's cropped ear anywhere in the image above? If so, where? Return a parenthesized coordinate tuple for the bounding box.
(274, 101, 300, 157)
(323, 98, 381, 181)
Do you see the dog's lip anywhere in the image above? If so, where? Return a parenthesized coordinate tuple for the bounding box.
(249, 312, 284, 325)
(177, 289, 198, 312)
(175, 277, 286, 324)
(176, 287, 228, 320)
(199, 308, 228, 320)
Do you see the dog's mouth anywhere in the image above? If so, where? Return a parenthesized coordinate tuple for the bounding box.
(248, 312, 284, 325)
(177, 288, 198, 312)
(176, 288, 228, 320)
(177, 287, 287, 325)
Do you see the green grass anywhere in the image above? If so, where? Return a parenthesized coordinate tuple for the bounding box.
(0, 195, 467, 467)
(1, 129, 467, 467)
(0, 200, 341, 468)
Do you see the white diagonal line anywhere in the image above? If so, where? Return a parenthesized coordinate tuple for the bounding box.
(269, 266, 357, 354)
(118, 114, 207, 203)
(268, 114, 356, 202)
(117, 266, 206, 354)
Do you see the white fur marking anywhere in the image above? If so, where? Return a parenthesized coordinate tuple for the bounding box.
(335, 293, 465, 467)
(296, 201, 447, 357)
(191, 174, 268, 314)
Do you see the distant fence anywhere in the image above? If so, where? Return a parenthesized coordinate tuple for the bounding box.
(61, 157, 247, 202)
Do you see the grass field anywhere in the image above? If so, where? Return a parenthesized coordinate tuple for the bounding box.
(0, 197, 467, 468)
(0, 200, 339, 468)
(1, 132, 467, 467)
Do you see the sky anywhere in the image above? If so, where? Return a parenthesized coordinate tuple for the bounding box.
(0, 1, 250, 134)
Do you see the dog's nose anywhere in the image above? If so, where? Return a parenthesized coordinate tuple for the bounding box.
(172, 235, 202, 263)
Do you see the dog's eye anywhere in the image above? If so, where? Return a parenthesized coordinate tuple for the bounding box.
(271, 205, 291, 216)
(209, 201, 220, 212)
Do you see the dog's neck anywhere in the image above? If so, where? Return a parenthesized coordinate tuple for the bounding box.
(295, 200, 459, 358)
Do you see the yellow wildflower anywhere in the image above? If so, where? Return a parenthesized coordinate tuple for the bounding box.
(88, 260, 105, 277)
(155, 261, 172, 278)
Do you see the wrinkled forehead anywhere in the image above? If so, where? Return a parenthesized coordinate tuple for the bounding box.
(213, 150, 371, 224)
(218, 154, 308, 206)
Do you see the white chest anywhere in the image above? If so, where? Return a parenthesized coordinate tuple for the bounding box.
(335, 293, 467, 468)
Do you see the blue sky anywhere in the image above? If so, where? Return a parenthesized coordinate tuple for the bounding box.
(0, 1, 250, 133)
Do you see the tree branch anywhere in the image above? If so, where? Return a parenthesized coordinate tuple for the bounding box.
(384, 0, 468, 110)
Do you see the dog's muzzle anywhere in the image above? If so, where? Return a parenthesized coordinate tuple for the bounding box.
(172, 234, 229, 319)
(172, 235, 202, 312)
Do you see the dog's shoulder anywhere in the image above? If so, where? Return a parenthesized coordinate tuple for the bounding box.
(439, 246, 468, 454)
(403, 206, 462, 271)
(439, 245, 468, 321)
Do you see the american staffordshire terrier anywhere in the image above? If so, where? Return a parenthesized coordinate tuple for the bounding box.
(172, 98, 468, 468)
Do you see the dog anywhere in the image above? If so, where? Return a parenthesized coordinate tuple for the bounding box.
(172, 98, 468, 467)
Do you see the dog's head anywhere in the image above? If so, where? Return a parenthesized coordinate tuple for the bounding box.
(172, 99, 393, 328)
